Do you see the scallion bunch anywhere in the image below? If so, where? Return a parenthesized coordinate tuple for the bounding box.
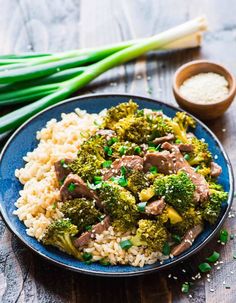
(0, 16, 207, 134)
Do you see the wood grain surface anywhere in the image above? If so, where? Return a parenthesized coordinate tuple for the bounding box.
(0, 0, 236, 302)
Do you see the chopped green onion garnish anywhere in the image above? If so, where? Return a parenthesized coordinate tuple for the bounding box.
(82, 252, 93, 261)
(162, 242, 171, 256)
(230, 234, 234, 240)
(85, 225, 92, 231)
(134, 146, 141, 154)
(149, 166, 158, 174)
(148, 142, 156, 147)
(181, 282, 190, 293)
(107, 137, 118, 146)
(175, 139, 182, 144)
(52, 202, 57, 210)
(206, 251, 220, 263)
(110, 177, 115, 181)
(87, 181, 102, 190)
(119, 146, 127, 156)
(93, 176, 102, 184)
(137, 202, 147, 212)
(120, 239, 133, 250)
(219, 229, 228, 244)
(104, 146, 113, 156)
(99, 258, 111, 266)
(198, 262, 212, 273)
(184, 154, 190, 161)
(195, 165, 200, 172)
(118, 177, 128, 187)
(60, 159, 68, 168)
(59, 177, 66, 185)
(68, 183, 76, 192)
(84, 260, 92, 265)
(172, 234, 181, 244)
(102, 160, 112, 168)
(120, 165, 127, 176)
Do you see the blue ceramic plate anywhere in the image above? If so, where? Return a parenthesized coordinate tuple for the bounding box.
(0, 93, 234, 277)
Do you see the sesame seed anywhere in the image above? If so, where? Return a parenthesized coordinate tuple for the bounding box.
(222, 128, 226, 132)
(210, 288, 215, 292)
(173, 276, 178, 280)
(182, 269, 186, 273)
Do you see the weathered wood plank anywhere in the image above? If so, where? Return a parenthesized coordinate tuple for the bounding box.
(0, 0, 236, 302)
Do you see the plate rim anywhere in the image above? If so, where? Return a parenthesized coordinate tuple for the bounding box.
(0, 92, 234, 277)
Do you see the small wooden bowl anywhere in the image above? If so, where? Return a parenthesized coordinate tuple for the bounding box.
(173, 60, 236, 120)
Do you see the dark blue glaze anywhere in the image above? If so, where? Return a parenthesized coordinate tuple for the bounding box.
(0, 94, 234, 276)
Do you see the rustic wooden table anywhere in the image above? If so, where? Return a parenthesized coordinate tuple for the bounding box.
(0, 0, 236, 302)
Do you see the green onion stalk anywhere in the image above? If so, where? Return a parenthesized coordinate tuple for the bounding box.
(0, 16, 207, 134)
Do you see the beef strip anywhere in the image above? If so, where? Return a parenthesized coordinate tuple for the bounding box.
(178, 143, 194, 152)
(161, 142, 209, 202)
(171, 224, 203, 256)
(145, 198, 166, 215)
(143, 151, 175, 174)
(210, 161, 222, 177)
(74, 216, 110, 247)
(152, 133, 175, 145)
(60, 173, 99, 202)
(103, 155, 144, 180)
(54, 158, 73, 183)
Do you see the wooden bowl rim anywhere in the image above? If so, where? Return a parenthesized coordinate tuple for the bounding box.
(173, 60, 236, 107)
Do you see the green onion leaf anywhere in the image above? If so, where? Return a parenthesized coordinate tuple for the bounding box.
(175, 139, 182, 144)
(118, 177, 128, 187)
(172, 234, 181, 244)
(184, 154, 190, 161)
(85, 225, 92, 231)
(107, 137, 118, 146)
(52, 202, 57, 210)
(230, 234, 234, 240)
(206, 251, 220, 263)
(94, 176, 102, 184)
(181, 282, 190, 293)
(162, 242, 171, 256)
(198, 262, 212, 273)
(82, 252, 93, 261)
(68, 183, 76, 192)
(120, 165, 127, 176)
(194, 165, 200, 172)
(119, 146, 127, 156)
(104, 146, 113, 156)
(219, 229, 229, 244)
(99, 258, 111, 266)
(137, 202, 147, 212)
(149, 166, 158, 174)
(120, 239, 133, 250)
(134, 146, 141, 154)
(102, 160, 112, 168)
(60, 159, 68, 168)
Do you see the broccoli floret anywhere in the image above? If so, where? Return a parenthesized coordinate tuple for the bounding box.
(131, 219, 168, 251)
(61, 198, 102, 231)
(167, 112, 196, 143)
(111, 141, 143, 159)
(69, 135, 106, 182)
(42, 219, 80, 259)
(127, 170, 150, 196)
(195, 164, 211, 177)
(188, 137, 212, 166)
(169, 208, 203, 236)
(113, 114, 171, 144)
(98, 183, 139, 231)
(201, 182, 228, 224)
(153, 172, 195, 212)
(103, 100, 138, 129)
